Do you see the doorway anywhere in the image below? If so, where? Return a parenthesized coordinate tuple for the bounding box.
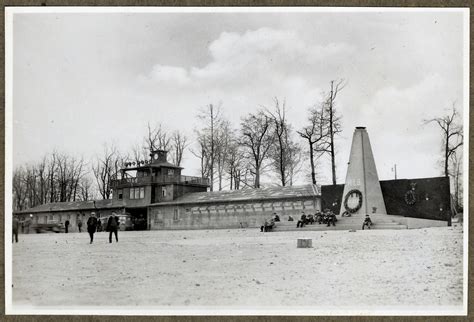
(126, 207, 148, 230)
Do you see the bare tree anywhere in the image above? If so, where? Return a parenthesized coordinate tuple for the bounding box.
(297, 104, 328, 185)
(214, 120, 233, 191)
(78, 176, 95, 201)
(191, 135, 212, 180)
(324, 80, 345, 185)
(240, 110, 274, 188)
(424, 104, 463, 178)
(92, 145, 122, 199)
(226, 138, 244, 190)
(13, 166, 27, 211)
(195, 103, 223, 191)
(265, 98, 301, 186)
(171, 130, 188, 166)
(449, 150, 463, 210)
(145, 122, 171, 151)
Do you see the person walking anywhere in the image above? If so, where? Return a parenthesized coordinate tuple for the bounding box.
(87, 213, 98, 244)
(107, 212, 119, 243)
(12, 217, 19, 243)
(65, 219, 70, 233)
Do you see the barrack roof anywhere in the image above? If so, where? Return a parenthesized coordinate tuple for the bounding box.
(152, 184, 320, 206)
(15, 199, 125, 214)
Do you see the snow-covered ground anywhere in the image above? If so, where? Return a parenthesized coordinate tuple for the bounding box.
(10, 226, 464, 314)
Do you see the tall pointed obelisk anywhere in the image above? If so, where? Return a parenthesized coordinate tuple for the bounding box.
(339, 127, 387, 215)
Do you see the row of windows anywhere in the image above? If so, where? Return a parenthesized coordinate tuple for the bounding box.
(116, 187, 168, 200)
(130, 187, 145, 200)
(183, 201, 316, 213)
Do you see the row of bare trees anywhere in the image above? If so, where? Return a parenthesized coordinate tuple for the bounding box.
(15, 79, 463, 211)
(13, 152, 92, 211)
(192, 80, 344, 190)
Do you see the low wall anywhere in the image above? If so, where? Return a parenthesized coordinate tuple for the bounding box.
(149, 197, 321, 230)
(400, 217, 448, 229)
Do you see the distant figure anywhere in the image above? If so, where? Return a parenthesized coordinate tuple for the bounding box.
(288, 215, 294, 221)
(107, 212, 119, 243)
(260, 218, 275, 232)
(87, 213, 98, 244)
(12, 217, 19, 243)
(26, 214, 33, 233)
(315, 211, 324, 224)
(273, 213, 280, 222)
(325, 209, 336, 227)
(97, 219, 102, 232)
(296, 212, 307, 228)
(65, 220, 70, 233)
(77, 219, 83, 233)
(362, 214, 372, 230)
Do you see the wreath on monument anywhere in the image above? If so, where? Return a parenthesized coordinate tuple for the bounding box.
(343, 189, 363, 213)
(404, 190, 417, 205)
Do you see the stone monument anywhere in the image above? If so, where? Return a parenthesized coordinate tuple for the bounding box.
(339, 127, 387, 215)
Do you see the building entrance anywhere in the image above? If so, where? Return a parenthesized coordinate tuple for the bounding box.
(126, 207, 148, 230)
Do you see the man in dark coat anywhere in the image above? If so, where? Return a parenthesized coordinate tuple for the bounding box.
(107, 212, 119, 243)
(87, 213, 98, 244)
(12, 217, 19, 243)
(65, 219, 70, 233)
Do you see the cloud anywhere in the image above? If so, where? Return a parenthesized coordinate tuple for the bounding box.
(348, 73, 462, 180)
(149, 64, 191, 85)
(144, 27, 355, 88)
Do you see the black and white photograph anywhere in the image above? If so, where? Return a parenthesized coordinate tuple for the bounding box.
(5, 7, 468, 315)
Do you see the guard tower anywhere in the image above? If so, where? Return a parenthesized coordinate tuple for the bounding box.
(110, 149, 210, 229)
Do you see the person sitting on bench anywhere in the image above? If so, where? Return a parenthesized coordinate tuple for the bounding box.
(260, 218, 275, 232)
(325, 209, 336, 227)
(273, 213, 280, 222)
(362, 214, 372, 230)
(296, 212, 307, 228)
(288, 215, 294, 221)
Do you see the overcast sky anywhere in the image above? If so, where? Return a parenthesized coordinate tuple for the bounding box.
(10, 9, 467, 186)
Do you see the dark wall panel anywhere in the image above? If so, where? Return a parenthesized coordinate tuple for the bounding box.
(321, 177, 450, 221)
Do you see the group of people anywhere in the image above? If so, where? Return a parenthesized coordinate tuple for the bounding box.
(296, 209, 337, 228)
(12, 212, 121, 244)
(86, 212, 120, 244)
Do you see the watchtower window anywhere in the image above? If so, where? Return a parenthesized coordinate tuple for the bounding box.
(129, 187, 145, 200)
(168, 169, 174, 175)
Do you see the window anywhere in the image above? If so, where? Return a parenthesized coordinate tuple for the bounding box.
(134, 188, 140, 199)
(129, 187, 145, 200)
(118, 189, 123, 200)
(173, 209, 179, 221)
(168, 169, 174, 175)
(162, 187, 167, 197)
